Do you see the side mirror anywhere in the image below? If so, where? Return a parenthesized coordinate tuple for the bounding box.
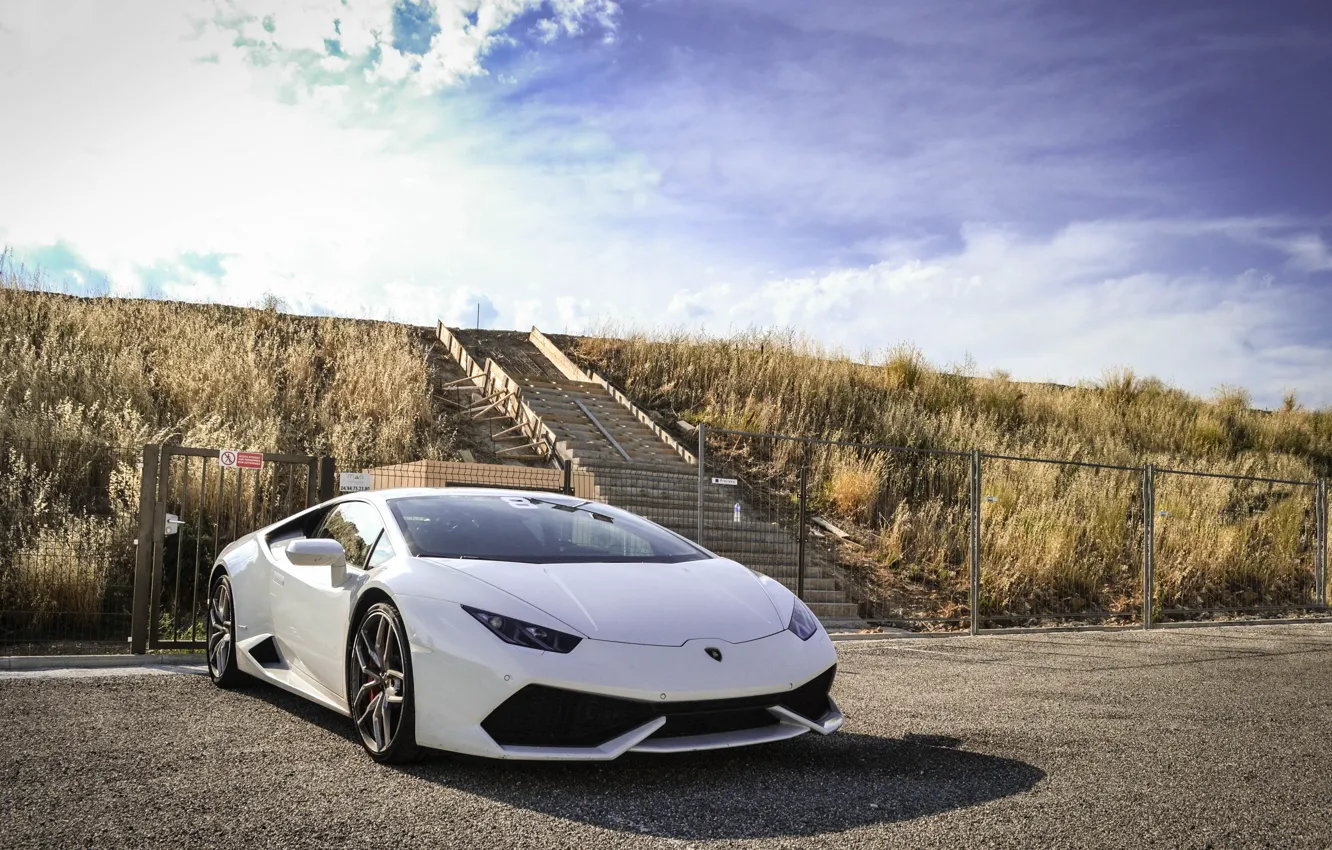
(286, 539, 348, 586)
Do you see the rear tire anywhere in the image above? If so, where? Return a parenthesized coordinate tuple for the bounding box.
(348, 601, 421, 764)
(207, 574, 246, 688)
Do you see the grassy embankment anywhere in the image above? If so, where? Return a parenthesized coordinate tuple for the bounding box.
(5, 245, 1330, 631)
(571, 330, 1332, 624)
(0, 258, 461, 638)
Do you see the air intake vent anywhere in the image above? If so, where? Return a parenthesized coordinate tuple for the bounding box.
(247, 636, 281, 667)
(482, 664, 835, 748)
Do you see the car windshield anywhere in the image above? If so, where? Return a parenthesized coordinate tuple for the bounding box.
(386, 494, 708, 564)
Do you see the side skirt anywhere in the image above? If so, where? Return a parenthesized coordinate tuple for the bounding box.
(234, 633, 351, 717)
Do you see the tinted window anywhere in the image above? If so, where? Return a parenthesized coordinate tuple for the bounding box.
(387, 495, 705, 564)
(317, 502, 385, 568)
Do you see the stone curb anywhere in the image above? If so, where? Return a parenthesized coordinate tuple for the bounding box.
(0, 653, 206, 672)
(828, 630, 917, 641)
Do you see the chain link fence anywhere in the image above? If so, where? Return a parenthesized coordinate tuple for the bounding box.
(1150, 467, 1322, 623)
(2, 430, 1329, 654)
(699, 429, 973, 626)
(695, 427, 1331, 632)
(0, 436, 142, 654)
(978, 455, 1145, 628)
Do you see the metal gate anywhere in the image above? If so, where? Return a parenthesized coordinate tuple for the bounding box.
(130, 444, 332, 652)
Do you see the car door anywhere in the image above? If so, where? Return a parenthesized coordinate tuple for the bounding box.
(270, 500, 390, 699)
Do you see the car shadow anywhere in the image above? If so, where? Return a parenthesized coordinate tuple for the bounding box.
(229, 680, 361, 742)
(404, 732, 1043, 840)
(240, 683, 1043, 841)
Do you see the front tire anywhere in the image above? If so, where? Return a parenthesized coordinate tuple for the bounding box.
(348, 601, 421, 764)
(207, 574, 245, 688)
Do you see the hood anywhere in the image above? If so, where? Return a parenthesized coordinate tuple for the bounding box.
(430, 557, 786, 647)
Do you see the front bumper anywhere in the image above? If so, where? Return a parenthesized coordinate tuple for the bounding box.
(498, 696, 843, 760)
(483, 664, 840, 759)
(396, 594, 841, 759)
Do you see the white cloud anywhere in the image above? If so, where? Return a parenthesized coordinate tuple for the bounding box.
(186, 0, 618, 93)
(439, 288, 500, 328)
(663, 221, 1332, 406)
(554, 296, 595, 332)
(1279, 234, 1332, 272)
(1, 0, 1328, 411)
(0, 0, 670, 325)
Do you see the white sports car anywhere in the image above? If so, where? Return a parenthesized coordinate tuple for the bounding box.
(205, 487, 842, 763)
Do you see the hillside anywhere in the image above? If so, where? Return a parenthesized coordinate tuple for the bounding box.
(3, 268, 1330, 635)
(0, 288, 464, 463)
(561, 331, 1332, 623)
(0, 272, 477, 646)
(563, 330, 1332, 476)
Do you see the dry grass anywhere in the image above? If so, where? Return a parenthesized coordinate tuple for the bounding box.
(1, 257, 456, 461)
(0, 254, 463, 635)
(572, 328, 1332, 623)
(4, 249, 1329, 631)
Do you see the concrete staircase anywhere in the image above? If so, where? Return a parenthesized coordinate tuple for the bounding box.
(437, 326, 860, 622)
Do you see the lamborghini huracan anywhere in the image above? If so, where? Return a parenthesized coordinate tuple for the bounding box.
(205, 488, 842, 762)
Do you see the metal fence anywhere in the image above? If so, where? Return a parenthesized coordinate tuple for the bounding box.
(1150, 466, 1323, 624)
(695, 426, 1331, 632)
(0, 436, 142, 654)
(2, 430, 1329, 654)
(137, 446, 323, 651)
(697, 429, 973, 627)
(978, 454, 1145, 628)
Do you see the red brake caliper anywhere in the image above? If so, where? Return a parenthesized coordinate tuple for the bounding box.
(365, 674, 378, 711)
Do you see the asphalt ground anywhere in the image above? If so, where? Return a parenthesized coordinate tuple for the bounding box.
(3, 625, 1332, 849)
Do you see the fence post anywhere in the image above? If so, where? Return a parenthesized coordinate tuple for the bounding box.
(562, 458, 573, 496)
(308, 457, 320, 506)
(696, 423, 706, 546)
(148, 447, 173, 646)
(969, 449, 981, 636)
(130, 445, 161, 655)
(1143, 463, 1155, 630)
(797, 457, 808, 601)
(316, 456, 336, 503)
(1318, 478, 1328, 607)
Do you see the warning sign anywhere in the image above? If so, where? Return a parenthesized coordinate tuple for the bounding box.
(219, 450, 264, 470)
(711, 477, 738, 486)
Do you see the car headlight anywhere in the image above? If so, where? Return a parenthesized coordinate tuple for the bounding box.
(462, 605, 583, 653)
(787, 597, 821, 641)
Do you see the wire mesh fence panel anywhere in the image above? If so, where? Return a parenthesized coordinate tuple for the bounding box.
(0, 437, 142, 654)
(978, 456, 1144, 627)
(579, 462, 701, 546)
(152, 448, 317, 648)
(1151, 469, 1321, 621)
(802, 442, 971, 629)
(698, 431, 805, 603)
(1323, 481, 1330, 607)
(701, 429, 970, 627)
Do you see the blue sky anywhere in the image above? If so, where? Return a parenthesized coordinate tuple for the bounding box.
(1, 0, 1330, 405)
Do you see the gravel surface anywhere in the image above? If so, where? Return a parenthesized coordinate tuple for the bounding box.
(3, 624, 1332, 849)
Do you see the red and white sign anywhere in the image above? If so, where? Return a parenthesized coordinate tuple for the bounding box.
(219, 449, 264, 470)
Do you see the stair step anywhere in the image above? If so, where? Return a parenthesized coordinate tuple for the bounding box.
(599, 492, 745, 506)
(437, 327, 858, 614)
(774, 589, 847, 604)
(576, 462, 696, 476)
(751, 576, 836, 591)
(567, 448, 685, 463)
(756, 570, 836, 584)
(565, 440, 685, 454)
(806, 603, 862, 619)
